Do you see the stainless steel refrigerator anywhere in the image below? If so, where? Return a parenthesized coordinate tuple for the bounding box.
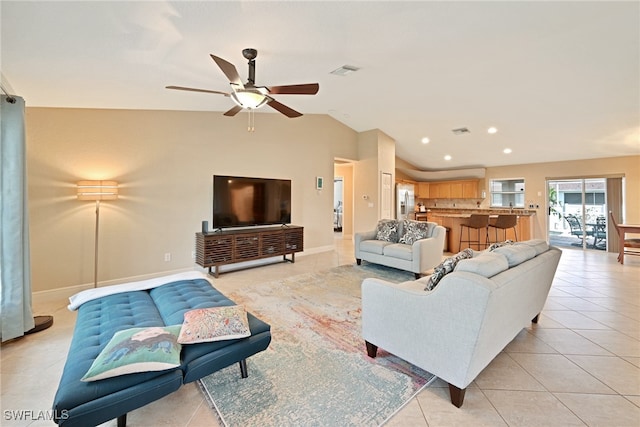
(396, 183, 415, 221)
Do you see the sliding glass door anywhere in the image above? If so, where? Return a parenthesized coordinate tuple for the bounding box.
(547, 178, 607, 251)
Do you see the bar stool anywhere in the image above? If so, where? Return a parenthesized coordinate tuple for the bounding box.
(488, 215, 518, 243)
(459, 214, 490, 250)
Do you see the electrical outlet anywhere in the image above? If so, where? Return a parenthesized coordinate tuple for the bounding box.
(164, 253, 171, 262)
(191, 251, 196, 259)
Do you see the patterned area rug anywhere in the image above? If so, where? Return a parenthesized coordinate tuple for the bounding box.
(199, 263, 435, 427)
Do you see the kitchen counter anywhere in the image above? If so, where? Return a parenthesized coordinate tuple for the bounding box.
(428, 208, 537, 216)
(422, 209, 536, 253)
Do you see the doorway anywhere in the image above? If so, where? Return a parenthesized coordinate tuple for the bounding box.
(547, 178, 608, 251)
(334, 177, 343, 232)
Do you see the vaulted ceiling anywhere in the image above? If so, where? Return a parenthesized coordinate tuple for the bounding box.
(2, 1, 638, 170)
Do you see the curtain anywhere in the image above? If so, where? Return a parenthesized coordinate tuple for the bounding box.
(607, 177, 623, 253)
(0, 95, 34, 341)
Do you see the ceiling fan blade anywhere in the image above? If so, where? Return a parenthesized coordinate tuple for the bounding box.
(267, 99, 302, 118)
(267, 83, 319, 95)
(223, 105, 243, 117)
(210, 54, 244, 89)
(165, 86, 230, 96)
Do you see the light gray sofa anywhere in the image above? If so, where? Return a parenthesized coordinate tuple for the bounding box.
(355, 220, 446, 279)
(361, 240, 561, 407)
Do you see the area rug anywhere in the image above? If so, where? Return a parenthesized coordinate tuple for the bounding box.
(198, 264, 435, 427)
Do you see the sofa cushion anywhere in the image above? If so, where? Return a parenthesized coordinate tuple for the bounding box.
(488, 240, 515, 251)
(492, 244, 537, 267)
(424, 248, 474, 291)
(515, 239, 549, 255)
(383, 243, 413, 261)
(178, 306, 251, 344)
(81, 325, 182, 382)
(399, 220, 433, 245)
(375, 219, 399, 243)
(454, 252, 509, 277)
(360, 239, 391, 255)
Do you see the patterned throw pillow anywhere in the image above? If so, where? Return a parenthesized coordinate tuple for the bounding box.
(424, 248, 475, 291)
(82, 325, 182, 382)
(375, 219, 399, 243)
(178, 305, 251, 344)
(488, 240, 514, 251)
(399, 220, 431, 245)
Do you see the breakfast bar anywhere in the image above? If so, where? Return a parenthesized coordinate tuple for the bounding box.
(428, 209, 536, 253)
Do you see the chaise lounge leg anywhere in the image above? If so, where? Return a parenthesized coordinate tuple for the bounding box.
(414, 272, 421, 279)
(365, 341, 378, 358)
(532, 313, 540, 323)
(356, 259, 362, 265)
(239, 359, 248, 378)
(117, 414, 127, 427)
(448, 383, 466, 408)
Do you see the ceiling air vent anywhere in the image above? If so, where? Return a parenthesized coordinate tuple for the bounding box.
(452, 127, 470, 135)
(330, 65, 360, 76)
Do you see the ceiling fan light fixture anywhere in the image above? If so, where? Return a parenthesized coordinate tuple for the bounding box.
(231, 89, 268, 109)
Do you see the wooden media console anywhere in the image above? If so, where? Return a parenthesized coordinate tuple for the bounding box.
(196, 225, 303, 277)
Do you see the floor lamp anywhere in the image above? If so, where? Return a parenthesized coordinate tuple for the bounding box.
(77, 180, 118, 288)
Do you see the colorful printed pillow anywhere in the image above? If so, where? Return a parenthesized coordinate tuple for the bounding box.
(178, 305, 251, 344)
(82, 325, 182, 382)
(399, 220, 432, 245)
(424, 249, 474, 291)
(488, 240, 514, 251)
(375, 219, 399, 243)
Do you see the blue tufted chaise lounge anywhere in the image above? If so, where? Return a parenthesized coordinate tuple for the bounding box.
(52, 273, 271, 427)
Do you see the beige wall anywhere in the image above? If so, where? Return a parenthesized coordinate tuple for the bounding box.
(353, 129, 396, 233)
(26, 107, 358, 292)
(394, 155, 638, 240)
(483, 156, 639, 239)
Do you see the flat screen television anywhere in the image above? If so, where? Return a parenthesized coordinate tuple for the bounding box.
(212, 175, 291, 228)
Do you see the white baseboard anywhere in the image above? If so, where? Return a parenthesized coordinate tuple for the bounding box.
(32, 246, 336, 303)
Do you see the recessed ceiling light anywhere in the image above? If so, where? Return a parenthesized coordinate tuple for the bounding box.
(503, 148, 512, 154)
(444, 155, 452, 161)
(421, 137, 430, 144)
(488, 127, 498, 134)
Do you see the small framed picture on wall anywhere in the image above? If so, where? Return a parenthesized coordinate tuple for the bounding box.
(316, 176, 324, 190)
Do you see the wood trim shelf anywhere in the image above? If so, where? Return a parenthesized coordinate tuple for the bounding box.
(196, 225, 304, 277)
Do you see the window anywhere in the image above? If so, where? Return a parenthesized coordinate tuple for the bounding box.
(490, 178, 525, 208)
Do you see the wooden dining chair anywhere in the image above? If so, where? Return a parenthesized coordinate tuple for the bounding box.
(609, 211, 640, 262)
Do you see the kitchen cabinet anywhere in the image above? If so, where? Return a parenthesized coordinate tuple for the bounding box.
(420, 179, 478, 199)
(416, 182, 430, 198)
(462, 181, 478, 198)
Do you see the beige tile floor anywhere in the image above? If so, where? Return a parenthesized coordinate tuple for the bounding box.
(2, 237, 639, 426)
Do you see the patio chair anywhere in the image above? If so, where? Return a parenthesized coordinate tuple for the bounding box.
(592, 216, 607, 249)
(564, 214, 593, 246)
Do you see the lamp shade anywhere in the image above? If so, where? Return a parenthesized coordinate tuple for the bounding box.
(230, 89, 268, 109)
(77, 180, 118, 201)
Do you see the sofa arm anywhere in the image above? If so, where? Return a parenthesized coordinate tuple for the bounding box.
(412, 225, 446, 273)
(361, 274, 493, 389)
(354, 230, 377, 259)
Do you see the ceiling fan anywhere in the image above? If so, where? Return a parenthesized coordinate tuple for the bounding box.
(166, 48, 319, 119)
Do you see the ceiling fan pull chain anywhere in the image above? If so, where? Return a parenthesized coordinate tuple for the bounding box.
(248, 109, 255, 132)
